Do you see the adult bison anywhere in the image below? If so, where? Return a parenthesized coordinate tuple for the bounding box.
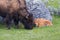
(0, 0, 34, 29)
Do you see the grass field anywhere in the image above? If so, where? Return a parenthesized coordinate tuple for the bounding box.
(0, 16, 60, 40)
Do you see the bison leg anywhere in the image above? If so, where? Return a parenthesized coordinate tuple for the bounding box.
(5, 14, 12, 29)
(13, 13, 19, 29)
(13, 18, 19, 29)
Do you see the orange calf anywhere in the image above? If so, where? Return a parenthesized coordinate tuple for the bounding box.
(34, 18, 52, 27)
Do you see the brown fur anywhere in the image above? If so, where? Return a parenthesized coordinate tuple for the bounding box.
(34, 18, 53, 27)
(0, 0, 27, 16)
(0, 0, 28, 21)
(0, 0, 19, 13)
(0, 0, 34, 29)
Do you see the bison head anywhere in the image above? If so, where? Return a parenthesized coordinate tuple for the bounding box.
(20, 13, 34, 29)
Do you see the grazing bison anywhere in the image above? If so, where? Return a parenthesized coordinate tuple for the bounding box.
(0, 0, 34, 29)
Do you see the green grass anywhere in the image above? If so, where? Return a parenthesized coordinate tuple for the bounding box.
(0, 16, 60, 40)
(48, 0, 59, 8)
(44, 0, 60, 8)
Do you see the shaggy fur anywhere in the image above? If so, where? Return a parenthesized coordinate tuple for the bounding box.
(34, 18, 53, 27)
(0, 0, 34, 29)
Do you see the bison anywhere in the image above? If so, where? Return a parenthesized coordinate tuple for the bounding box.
(0, 0, 34, 29)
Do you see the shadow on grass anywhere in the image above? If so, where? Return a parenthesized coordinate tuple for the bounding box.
(0, 23, 25, 30)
